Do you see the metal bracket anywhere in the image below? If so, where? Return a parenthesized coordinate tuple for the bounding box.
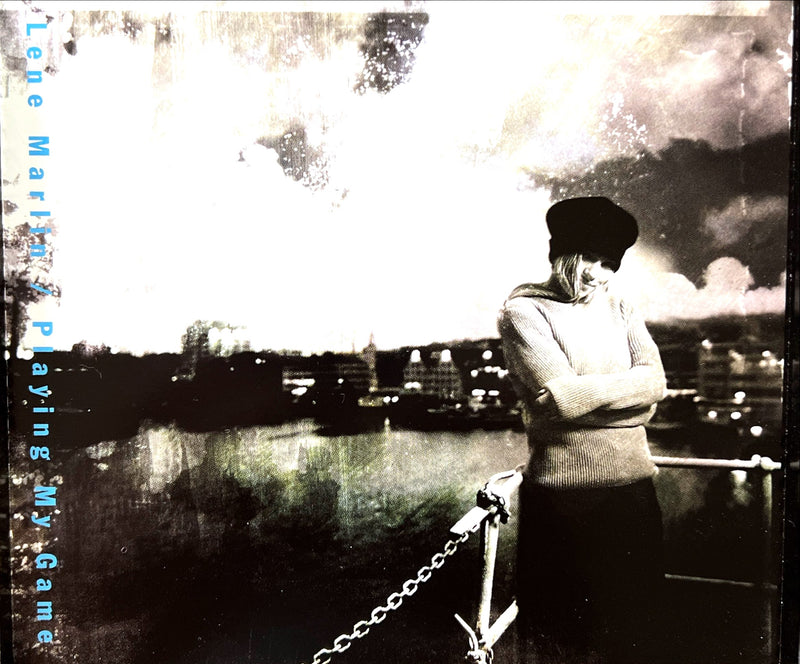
(476, 487, 510, 524)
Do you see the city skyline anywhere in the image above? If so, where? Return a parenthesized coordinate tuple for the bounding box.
(1, 1, 793, 356)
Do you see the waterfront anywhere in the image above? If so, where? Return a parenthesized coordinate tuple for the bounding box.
(9, 420, 782, 664)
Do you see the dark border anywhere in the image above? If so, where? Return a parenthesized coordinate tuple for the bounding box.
(779, 2, 800, 662)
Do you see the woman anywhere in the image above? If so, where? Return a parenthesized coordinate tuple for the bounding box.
(497, 197, 667, 664)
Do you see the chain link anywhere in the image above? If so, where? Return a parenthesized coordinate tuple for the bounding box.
(306, 528, 477, 664)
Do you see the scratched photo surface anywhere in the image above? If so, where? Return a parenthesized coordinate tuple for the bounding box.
(0, 2, 794, 663)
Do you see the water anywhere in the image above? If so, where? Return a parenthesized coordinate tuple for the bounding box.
(9, 422, 780, 663)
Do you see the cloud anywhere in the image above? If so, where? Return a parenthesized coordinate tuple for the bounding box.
(530, 134, 790, 288)
(623, 256, 786, 321)
(625, 13, 793, 150)
(470, 3, 793, 173)
(4, 4, 791, 354)
(703, 195, 787, 248)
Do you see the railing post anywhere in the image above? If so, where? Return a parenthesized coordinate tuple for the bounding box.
(753, 455, 777, 661)
(455, 469, 523, 661)
(477, 512, 501, 637)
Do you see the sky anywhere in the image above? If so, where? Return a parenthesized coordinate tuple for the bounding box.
(0, 1, 794, 355)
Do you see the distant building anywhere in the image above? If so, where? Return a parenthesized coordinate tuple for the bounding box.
(360, 333, 379, 392)
(695, 340, 783, 439)
(324, 356, 372, 393)
(462, 347, 514, 406)
(402, 348, 464, 399)
(179, 320, 249, 379)
(282, 353, 372, 396)
(656, 341, 699, 392)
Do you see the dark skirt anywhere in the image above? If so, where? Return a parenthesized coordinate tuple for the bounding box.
(516, 477, 665, 664)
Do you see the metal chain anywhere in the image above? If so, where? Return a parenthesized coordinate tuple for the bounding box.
(307, 528, 478, 664)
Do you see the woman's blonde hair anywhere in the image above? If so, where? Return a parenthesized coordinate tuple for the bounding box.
(549, 253, 585, 303)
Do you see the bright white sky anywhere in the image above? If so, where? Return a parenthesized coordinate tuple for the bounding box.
(1, 1, 792, 355)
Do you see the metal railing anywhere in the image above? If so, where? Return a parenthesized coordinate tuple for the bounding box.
(651, 454, 783, 661)
(652, 453, 781, 590)
(454, 455, 784, 663)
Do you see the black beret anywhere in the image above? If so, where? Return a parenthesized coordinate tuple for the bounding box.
(546, 196, 638, 270)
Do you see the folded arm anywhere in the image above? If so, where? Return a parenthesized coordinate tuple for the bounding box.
(574, 403, 658, 428)
(498, 298, 666, 422)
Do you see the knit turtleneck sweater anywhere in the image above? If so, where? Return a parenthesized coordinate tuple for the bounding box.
(497, 287, 667, 489)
